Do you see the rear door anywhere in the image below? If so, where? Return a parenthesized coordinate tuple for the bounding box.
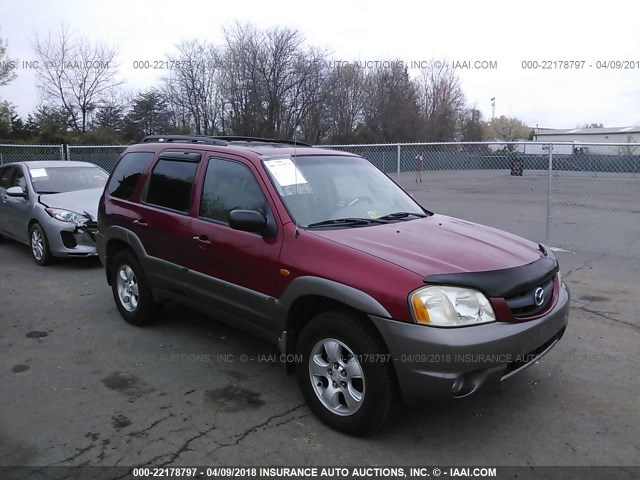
(187, 155, 284, 334)
(133, 150, 201, 292)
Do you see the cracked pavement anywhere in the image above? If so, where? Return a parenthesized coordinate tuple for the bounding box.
(1, 232, 638, 467)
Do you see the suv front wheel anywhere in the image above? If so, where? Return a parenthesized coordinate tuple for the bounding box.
(111, 249, 161, 326)
(296, 310, 395, 435)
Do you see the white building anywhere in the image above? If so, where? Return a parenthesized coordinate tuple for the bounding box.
(532, 126, 640, 154)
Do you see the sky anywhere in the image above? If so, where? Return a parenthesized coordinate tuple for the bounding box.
(1, 0, 639, 129)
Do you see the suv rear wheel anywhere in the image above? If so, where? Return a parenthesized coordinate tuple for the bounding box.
(296, 310, 395, 435)
(111, 249, 161, 326)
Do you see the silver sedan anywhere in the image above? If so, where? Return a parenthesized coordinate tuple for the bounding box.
(0, 161, 108, 265)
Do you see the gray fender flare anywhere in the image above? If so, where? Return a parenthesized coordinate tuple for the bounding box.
(275, 276, 391, 355)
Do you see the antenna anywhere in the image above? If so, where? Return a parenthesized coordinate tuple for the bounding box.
(490, 97, 496, 120)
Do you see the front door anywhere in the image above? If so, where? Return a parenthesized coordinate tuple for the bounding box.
(1, 165, 30, 243)
(187, 155, 284, 334)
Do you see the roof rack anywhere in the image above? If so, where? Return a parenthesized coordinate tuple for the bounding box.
(140, 134, 312, 147)
(210, 136, 312, 147)
(140, 135, 228, 145)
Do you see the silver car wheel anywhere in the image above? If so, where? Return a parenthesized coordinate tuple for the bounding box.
(309, 338, 365, 416)
(116, 264, 139, 312)
(31, 229, 44, 261)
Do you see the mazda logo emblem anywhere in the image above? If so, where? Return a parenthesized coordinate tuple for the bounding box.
(534, 287, 545, 306)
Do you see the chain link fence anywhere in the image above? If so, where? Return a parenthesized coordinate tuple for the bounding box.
(0, 144, 65, 165)
(321, 142, 640, 255)
(66, 145, 128, 172)
(3, 141, 638, 255)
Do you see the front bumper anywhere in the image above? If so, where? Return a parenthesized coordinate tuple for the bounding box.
(46, 220, 98, 257)
(370, 282, 570, 404)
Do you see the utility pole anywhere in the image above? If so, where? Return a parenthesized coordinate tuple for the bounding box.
(490, 97, 496, 120)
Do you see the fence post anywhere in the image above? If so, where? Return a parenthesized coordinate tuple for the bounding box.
(545, 142, 553, 243)
(66, 144, 71, 161)
(396, 144, 401, 181)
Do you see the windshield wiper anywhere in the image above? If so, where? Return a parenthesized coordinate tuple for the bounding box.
(37, 191, 61, 194)
(377, 211, 428, 221)
(306, 217, 389, 228)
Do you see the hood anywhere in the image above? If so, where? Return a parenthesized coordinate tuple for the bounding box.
(39, 188, 102, 221)
(308, 214, 543, 277)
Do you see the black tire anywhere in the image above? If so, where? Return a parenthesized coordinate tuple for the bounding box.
(29, 223, 54, 266)
(110, 249, 162, 326)
(296, 310, 395, 435)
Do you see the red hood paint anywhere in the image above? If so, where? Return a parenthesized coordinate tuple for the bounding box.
(308, 214, 543, 277)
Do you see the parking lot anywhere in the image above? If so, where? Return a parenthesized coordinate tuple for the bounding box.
(0, 171, 638, 470)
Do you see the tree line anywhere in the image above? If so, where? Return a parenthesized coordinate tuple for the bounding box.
(0, 24, 533, 145)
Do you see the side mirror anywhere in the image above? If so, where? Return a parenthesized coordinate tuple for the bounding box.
(229, 209, 267, 235)
(6, 186, 26, 198)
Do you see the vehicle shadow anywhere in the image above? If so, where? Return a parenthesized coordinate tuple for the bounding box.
(151, 301, 542, 444)
(0, 238, 102, 270)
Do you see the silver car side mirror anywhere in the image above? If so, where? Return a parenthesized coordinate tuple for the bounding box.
(6, 186, 27, 198)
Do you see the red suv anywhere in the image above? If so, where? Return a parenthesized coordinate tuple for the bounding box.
(97, 135, 569, 435)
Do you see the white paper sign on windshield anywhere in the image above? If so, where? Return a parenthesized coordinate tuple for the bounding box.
(30, 168, 48, 178)
(264, 158, 312, 195)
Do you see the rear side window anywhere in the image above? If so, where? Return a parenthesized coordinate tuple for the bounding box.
(108, 152, 154, 200)
(144, 159, 198, 213)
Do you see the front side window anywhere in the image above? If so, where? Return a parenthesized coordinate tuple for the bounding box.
(263, 155, 425, 227)
(12, 167, 26, 190)
(200, 159, 268, 223)
(108, 152, 154, 200)
(29, 166, 108, 194)
(0, 166, 15, 189)
(145, 159, 198, 213)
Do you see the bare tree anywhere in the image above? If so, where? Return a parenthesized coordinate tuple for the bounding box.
(324, 64, 366, 143)
(360, 61, 421, 142)
(164, 40, 222, 135)
(0, 33, 17, 87)
(415, 61, 466, 141)
(33, 26, 122, 133)
(219, 22, 330, 139)
(220, 22, 264, 136)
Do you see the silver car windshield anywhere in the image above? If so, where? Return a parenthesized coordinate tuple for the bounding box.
(263, 155, 425, 227)
(29, 167, 108, 194)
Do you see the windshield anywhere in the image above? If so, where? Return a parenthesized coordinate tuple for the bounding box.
(29, 166, 108, 194)
(263, 155, 425, 227)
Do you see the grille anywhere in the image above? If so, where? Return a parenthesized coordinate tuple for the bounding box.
(85, 221, 98, 242)
(505, 276, 554, 317)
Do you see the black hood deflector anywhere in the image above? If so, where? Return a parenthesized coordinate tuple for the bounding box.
(423, 249, 558, 298)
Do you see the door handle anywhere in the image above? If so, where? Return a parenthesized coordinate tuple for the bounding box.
(133, 219, 148, 227)
(192, 235, 212, 247)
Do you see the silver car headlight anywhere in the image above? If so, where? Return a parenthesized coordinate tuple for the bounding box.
(410, 285, 496, 327)
(45, 208, 88, 227)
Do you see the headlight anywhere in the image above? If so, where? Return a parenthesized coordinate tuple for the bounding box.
(45, 208, 87, 226)
(410, 286, 496, 327)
